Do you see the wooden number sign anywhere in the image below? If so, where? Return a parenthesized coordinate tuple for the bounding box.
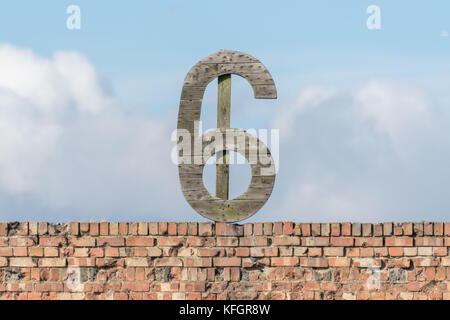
(177, 50, 277, 222)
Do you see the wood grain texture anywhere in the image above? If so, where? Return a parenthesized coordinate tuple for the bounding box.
(216, 74, 231, 200)
(177, 50, 277, 222)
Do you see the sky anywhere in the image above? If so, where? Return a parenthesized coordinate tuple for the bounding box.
(0, 1, 450, 222)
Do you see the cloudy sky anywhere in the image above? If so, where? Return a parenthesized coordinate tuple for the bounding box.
(0, 1, 450, 222)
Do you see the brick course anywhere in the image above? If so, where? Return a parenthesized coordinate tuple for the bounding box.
(0, 222, 448, 300)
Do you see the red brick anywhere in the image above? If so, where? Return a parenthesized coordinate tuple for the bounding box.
(329, 257, 350, 267)
(13, 247, 27, 257)
(271, 257, 299, 266)
(158, 222, 168, 235)
(424, 223, 433, 236)
(243, 224, 253, 236)
(273, 222, 283, 235)
(155, 257, 182, 267)
(239, 237, 267, 247)
(310, 223, 321, 236)
(126, 237, 154, 247)
(341, 223, 351, 236)
(167, 222, 177, 235)
(302, 237, 329, 246)
(354, 237, 383, 247)
(188, 223, 197, 236)
(373, 224, 383, 236)
(197, 248, 224, 257)
(198, 223, 213, 236)
(385, 237, 413, 247)
(0, 224, 6, 236)
(38, 258, 66, 267)
(184, 258, 212, 267)
(0, 248, 13, 256)
(272, 236, 300, 246)
(217, 237, 238, 247)
(215, 223, 243, 236)
(389, 247, 403, 257)
(105, 247, 119, 257)
(44, 247, 59, 257)
(69, 223, 79, 236)
(70, 237, 95, 247)
(97, 237, 125, 247)
(90, 248, 104, 257)
(331, 223, 340, 236)
(118, 223, 128, 235)
(283, 222, 294, 235)
(0, 257, 7, 267)
(300, 224, 311, 236)
(137, 222, 147, 236)
(320, 224, 330, 236)
(330, 237, 354, 246)
(39, 237, 66, 247)
(10, 257, 36, 267)
(157, 237, 184, 247)
(263, 222, 273, 235)
(299, 257, 328, 268)
(235, 248, 250, 257)
(213, 257, 241, 267)
(414, 237, 443, 246)
(324, 247, 344, 256)
(100, 222, 109, 236)
(89, 223, 99, 236)
(176, 223, 187, 236)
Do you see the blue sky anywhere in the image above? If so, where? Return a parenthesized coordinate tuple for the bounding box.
(0, 1, 450, 222)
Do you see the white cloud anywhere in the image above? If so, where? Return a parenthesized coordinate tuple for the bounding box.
(0, 44, 193, 221)
(264, 80, 450, 222)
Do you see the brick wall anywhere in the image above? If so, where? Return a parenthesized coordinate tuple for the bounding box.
(0, 222, 449, 300)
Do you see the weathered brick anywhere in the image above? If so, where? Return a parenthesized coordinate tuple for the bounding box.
(97, 237, 125, 247)
(126, 237, 155, 247)
(126, 258, 149, 267)
(184, 258, 212, 267)
(330, 237, 354, 247)
(302, 237, 329, 247)
(216, 237, 238, 247)
(341, 223, 351, 236)
(10, 257, 36, 267)
(362, 224, 372, 236)
(198, 223, 213, 236)
(414, 237, 443, 246)
(39, 237, 66, 247)
(70, 237, 96, 247)
(273, 236, 300, 246)
(39, 258, 66, 267)
(213, 257, 241, 267)
(329, 257, 350, 267)
(283, 222, 294, 235)
(385, 237, 413, 247)
(273, 222, 283, 235)
(324, 247, 344, 256)
(299, 257, 328, 268)
(320, 224, 330, 236)
(271, 257, 299, 266)
(352, 223, 361, 236)
(89, 223, 99, 236)
(100, 222, 109, 236)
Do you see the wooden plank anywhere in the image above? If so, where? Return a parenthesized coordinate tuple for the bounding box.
(216, 74, 231, 200)
(199, 49, 259, 64)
